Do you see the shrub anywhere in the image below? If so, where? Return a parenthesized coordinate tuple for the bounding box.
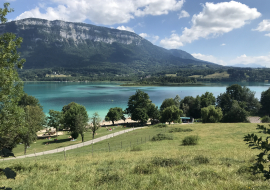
(151, 133, 173, 141)
(182, 135, 199, 145)
(152, 123, 168, 128)
(193, 155, 210, 164)
(169, 128, 193, 133)
(151, 157, 182, 167)
(261, 116, 270, 123)
(133, 164, 158, 174)
(131, 146, 142, 151)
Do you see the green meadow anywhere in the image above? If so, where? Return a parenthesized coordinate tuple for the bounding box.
(1, 123, 270, 190)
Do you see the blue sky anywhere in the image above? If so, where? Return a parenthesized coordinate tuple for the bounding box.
(4, 0, 270, 67)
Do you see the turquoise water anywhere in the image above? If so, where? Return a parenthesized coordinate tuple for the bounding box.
(23, 82, 270, 119)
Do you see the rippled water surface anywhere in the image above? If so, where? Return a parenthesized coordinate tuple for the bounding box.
(24, 82, 270, 119)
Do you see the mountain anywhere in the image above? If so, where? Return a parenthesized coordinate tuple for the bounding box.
(0, 18, 221, 75)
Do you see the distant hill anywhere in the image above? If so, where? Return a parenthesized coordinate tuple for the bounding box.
(0, 18, 221, 75)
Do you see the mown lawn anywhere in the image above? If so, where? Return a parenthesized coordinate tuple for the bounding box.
(1, 123, 269, 190)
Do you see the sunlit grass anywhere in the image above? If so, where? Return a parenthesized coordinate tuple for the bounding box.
(1, 123, 269, 190)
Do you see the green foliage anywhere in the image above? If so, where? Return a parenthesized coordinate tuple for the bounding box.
(151, 134, 173, 141)
(71, 131, 79, 139)
(151, 157, 182, 167)
(133, 164, 158, 174)
(160, 98, 176, 111)
(244, 124, 270, 179)
(105, 107, 124, 125)
(200, 92, 216, 108)
(160, 105, 183, 124)
(201, 105, 223, 123)
(182, 135, 199, 146)
(260, 88, 270, 115)
(90, 112, 101, 139)
(18, 93, 42, 109)
(47, 110, 63, 130)
(169, 128, 193, 133)
(126, 90, 155, 124)
(147, 103, 160, 122)
(193, 155, 210, 164)
(130, 146, 142, 151)
(151, 123, 168, 128)
(261, 116, 270, 123)
(217, 84, 261, 122)
(180, 95, 201, 118)
(223, 100, 249, 123)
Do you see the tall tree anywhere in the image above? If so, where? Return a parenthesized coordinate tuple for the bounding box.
(260, 88, 270, 115)
(126, 90, 152, 124)
(201, 105, 223, 123)
(75, 114, 88, 142)
(62, 102, 89, 139)
(160, 98, 176, 112)
(200, 92, 216, 108)
(47, 109, 63, 136)
(0, 2, 26, 150)
(160, 105, 183, 125)
(174, 95, 181, 108)
(90, 112, 101, 139)
(20, 105, 45, 154)
(105, 107, 124, 125)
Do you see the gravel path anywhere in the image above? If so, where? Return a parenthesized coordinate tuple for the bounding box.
(1, 127, 143, 161)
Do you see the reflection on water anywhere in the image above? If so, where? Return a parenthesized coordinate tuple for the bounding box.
(23, 82, 270, 119)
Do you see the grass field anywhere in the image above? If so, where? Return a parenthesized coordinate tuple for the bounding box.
(189, 72, 230, 79)
(1, 123, 270, 190)
(45, 74, 71, 78)
(12, 126, 129, 156)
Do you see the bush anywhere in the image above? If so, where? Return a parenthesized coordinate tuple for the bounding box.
(261, 116, 270, 123)
(193, 155, 210, 164)
(71, 131, 79, 139)
(151, 157, 182, 167)
(131, 146, 142, 151)
(169, 128, 193, 133)
(182, 135, 199, 145)
(133, 164, 158, 174)
(151, 134, 173, 141)
(152, 123, 168, 128)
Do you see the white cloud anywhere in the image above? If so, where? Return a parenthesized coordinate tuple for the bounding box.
(178, 10, 190, 19)
(230, 54, 270, 67)
(139, 33, 159, 44)
(254, 19, 270, 32)
(160, 1, 261, 49)
(16, 0, 185, 25)
(221, 43, 226, 46)
(139, 33, 148, 38)
(116, 26, 134, 33)
(192, 53, 225, 65)
(265, 33, 270, 37)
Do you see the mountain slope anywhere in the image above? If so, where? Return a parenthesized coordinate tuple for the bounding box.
(0, 18, 221, 74)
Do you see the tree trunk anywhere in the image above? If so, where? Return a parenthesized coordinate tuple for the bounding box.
(92, 131, 95, 139)
(169, 122, 171, 125)
(24, 144, 27, 155)
(112, 121, 114, 125)
(81, 133, 84, 142)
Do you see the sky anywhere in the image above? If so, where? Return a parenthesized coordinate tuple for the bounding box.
(3, 0, 270, 67)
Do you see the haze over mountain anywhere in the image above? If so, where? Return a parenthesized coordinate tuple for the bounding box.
(0, 18, 221, 75)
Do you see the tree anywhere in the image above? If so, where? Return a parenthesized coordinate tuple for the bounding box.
(47, 109, 63, 136)
(62, 102, 89, 140)
(200, 92, 216, 108)
(217, 84, 261, 122)
(260, 88, 270, 115)
(20, 105, 45, 154)
(75, 114, 88, 142)
(90, 112, 101, 139)
(18, 93, 42, 109)
(222, 100, 249, 123)
(147, 103, 160, 122)
(201, 105, 223, 123)
(126, 90, 153, 123)
(160, 98, 176, 112)
(174, 95, 181, 108)
(105, 107, 124, 125)
(160, 105, 183, 125)
(0, 2, 26, 150)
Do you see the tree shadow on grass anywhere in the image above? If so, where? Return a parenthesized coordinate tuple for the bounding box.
(41, 138, 71, 145)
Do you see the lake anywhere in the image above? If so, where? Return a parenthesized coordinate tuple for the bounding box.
(24, 82, 270, 119)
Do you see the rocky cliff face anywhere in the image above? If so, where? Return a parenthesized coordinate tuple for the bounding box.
(0, 18, 143, 46)
(0, 18, 216, 71)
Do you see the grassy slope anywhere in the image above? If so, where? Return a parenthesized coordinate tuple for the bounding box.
(189, 72, 230, 79)
(1, 123, 270, 190)
(12, 126, 129, 156)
